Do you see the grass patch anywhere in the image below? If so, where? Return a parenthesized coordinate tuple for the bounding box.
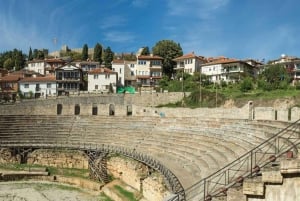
(99, 192, 114, 201)
(0, 163, 90, 179)
(114, 185, 138, 201)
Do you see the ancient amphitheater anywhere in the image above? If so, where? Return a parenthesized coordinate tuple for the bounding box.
(0, 93, 299, 201)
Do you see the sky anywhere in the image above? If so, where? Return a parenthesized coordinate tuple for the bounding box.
(0, 0, 299, 61)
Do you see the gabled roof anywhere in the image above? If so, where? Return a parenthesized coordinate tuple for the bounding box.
(112, 59, 125, 64)
(137, 55, 163, 60)
(202, 57, 239, 66)
(19, 76, 56, 83)
(173, 52, 205, 61)
(56, 63, 80, 70)
(88, 68, 117, 75)
(0, 75, 22, 82)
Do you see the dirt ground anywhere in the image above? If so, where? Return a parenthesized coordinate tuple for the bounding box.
(0, 181, 102, 201)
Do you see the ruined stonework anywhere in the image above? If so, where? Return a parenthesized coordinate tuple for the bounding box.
(27, 149, 89, 169)
(0, 148, 20, 163)
(107, 156, 149, 190)
(107, 156, 172, 201)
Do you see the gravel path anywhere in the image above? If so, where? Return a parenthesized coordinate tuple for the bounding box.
(0, 181, 103, 201)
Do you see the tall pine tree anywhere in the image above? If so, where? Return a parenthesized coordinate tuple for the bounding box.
(28, 47, 33, 61)
(103, 46, 114, 69)
(93, 43, 103, 64)
(82, 44, 89, 61)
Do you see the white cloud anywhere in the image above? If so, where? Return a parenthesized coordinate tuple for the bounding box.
(99, 15, 127, 29)
(132, 0, 149, 7)
(103, 31, 135, 43)
(166, 0, 230, 19)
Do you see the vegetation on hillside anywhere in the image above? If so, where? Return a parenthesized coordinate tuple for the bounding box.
(158, 64, 300, 108)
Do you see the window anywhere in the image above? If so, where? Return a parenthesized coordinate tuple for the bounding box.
(94, 74, 98, 79)
(119, 68, 122, 74)
(95, 85, 98, 90)
(24, 84, 29, 88)
(130, 64, 135, 68)
(138, 60, 146, 65)
(105, 74, 110, 79)
(47, 83, 51, 88)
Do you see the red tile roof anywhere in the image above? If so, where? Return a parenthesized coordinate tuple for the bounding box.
(19, 76, 56, 83)
(0, 75, 22, 82)
(112, 59, 125, 64)
(88, 68, 117, 75)
(138, 55, 163, 60)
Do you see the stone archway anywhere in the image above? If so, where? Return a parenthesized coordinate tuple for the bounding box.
(109, 104, 115, 116)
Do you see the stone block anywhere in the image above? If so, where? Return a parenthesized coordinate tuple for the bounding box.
(262, 170, 283, 183)
(243, 179, 264, 196)
(226, 187, 247, 201)
(280, 158, 300, 174)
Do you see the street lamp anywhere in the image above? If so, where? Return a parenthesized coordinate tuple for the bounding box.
(199, 66, 202, 105)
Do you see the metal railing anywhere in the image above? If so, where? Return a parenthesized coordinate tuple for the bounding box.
(183, 119, 300, 201)
(0, 141, 185, 200)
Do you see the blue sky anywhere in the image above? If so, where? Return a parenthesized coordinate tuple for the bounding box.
(0, 0, 299, 61)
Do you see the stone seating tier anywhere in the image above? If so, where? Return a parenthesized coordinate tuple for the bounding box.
(0, 115, 295, 189)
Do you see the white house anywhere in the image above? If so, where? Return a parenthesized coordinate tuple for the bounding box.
(112, 59, 125, 86)
(136, 55, 163, 87)
(27, 58, 65, 76)
(55, 64, 83, 96)
(88, 68, 117, 93)
(112, 59, 137, 87)
(201, 57, 256, 83)
(173, 52, 206, 74)
(18, 76, 56, 98)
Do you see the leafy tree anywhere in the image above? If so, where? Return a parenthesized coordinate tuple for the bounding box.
(0, 49, 26, 70)
(82, 44, 89, 60)
(28, 47, 33, 61)
(240, 76, 253, 92)
(258, 64, 290, 90)
(152, 40, 183, 78)
(103, 46, 114, 69)
(3, 58, 14, 69)
(32, 49, 47, 60)
(141, 46, 150, 55)
(93, 43, 103, 64)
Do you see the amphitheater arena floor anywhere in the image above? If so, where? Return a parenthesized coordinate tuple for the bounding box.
(0, 181, 101, 201)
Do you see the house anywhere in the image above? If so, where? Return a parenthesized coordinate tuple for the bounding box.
(0, 75, 22, 101)
(19, 76, 56, 98)
(136, 55, 163, 87)
(88, 68, 117, 93)
(112, 59, 126, 87)
(72, 60, 100, 74)
(261, 55, 300, 84)
(201, 57, 256, 83)
(0, 68, 8, 78)
(173, 52, 206, 74)
(27, 58, 65, 76)
(112, 59, 136, 87)
(55, 64, 83, 96)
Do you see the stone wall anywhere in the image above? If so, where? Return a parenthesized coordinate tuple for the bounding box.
(27, 149, 89, 169)
(107, 156, 172, 201)
(1, 94, 300, 121)
(0, 149, 170, 201)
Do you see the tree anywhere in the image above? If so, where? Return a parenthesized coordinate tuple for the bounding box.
(152, 40, 183, 77)
(258, 64, 290, 90)
(141, 46, 150, 55)
(93, 43, 103, 64)
(28, 47, 33, 61)
(103, 46, 114, 69)
(240, 76, 253, 92)
(3, 58, 14, 69)
(82, 44, 89, 61)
